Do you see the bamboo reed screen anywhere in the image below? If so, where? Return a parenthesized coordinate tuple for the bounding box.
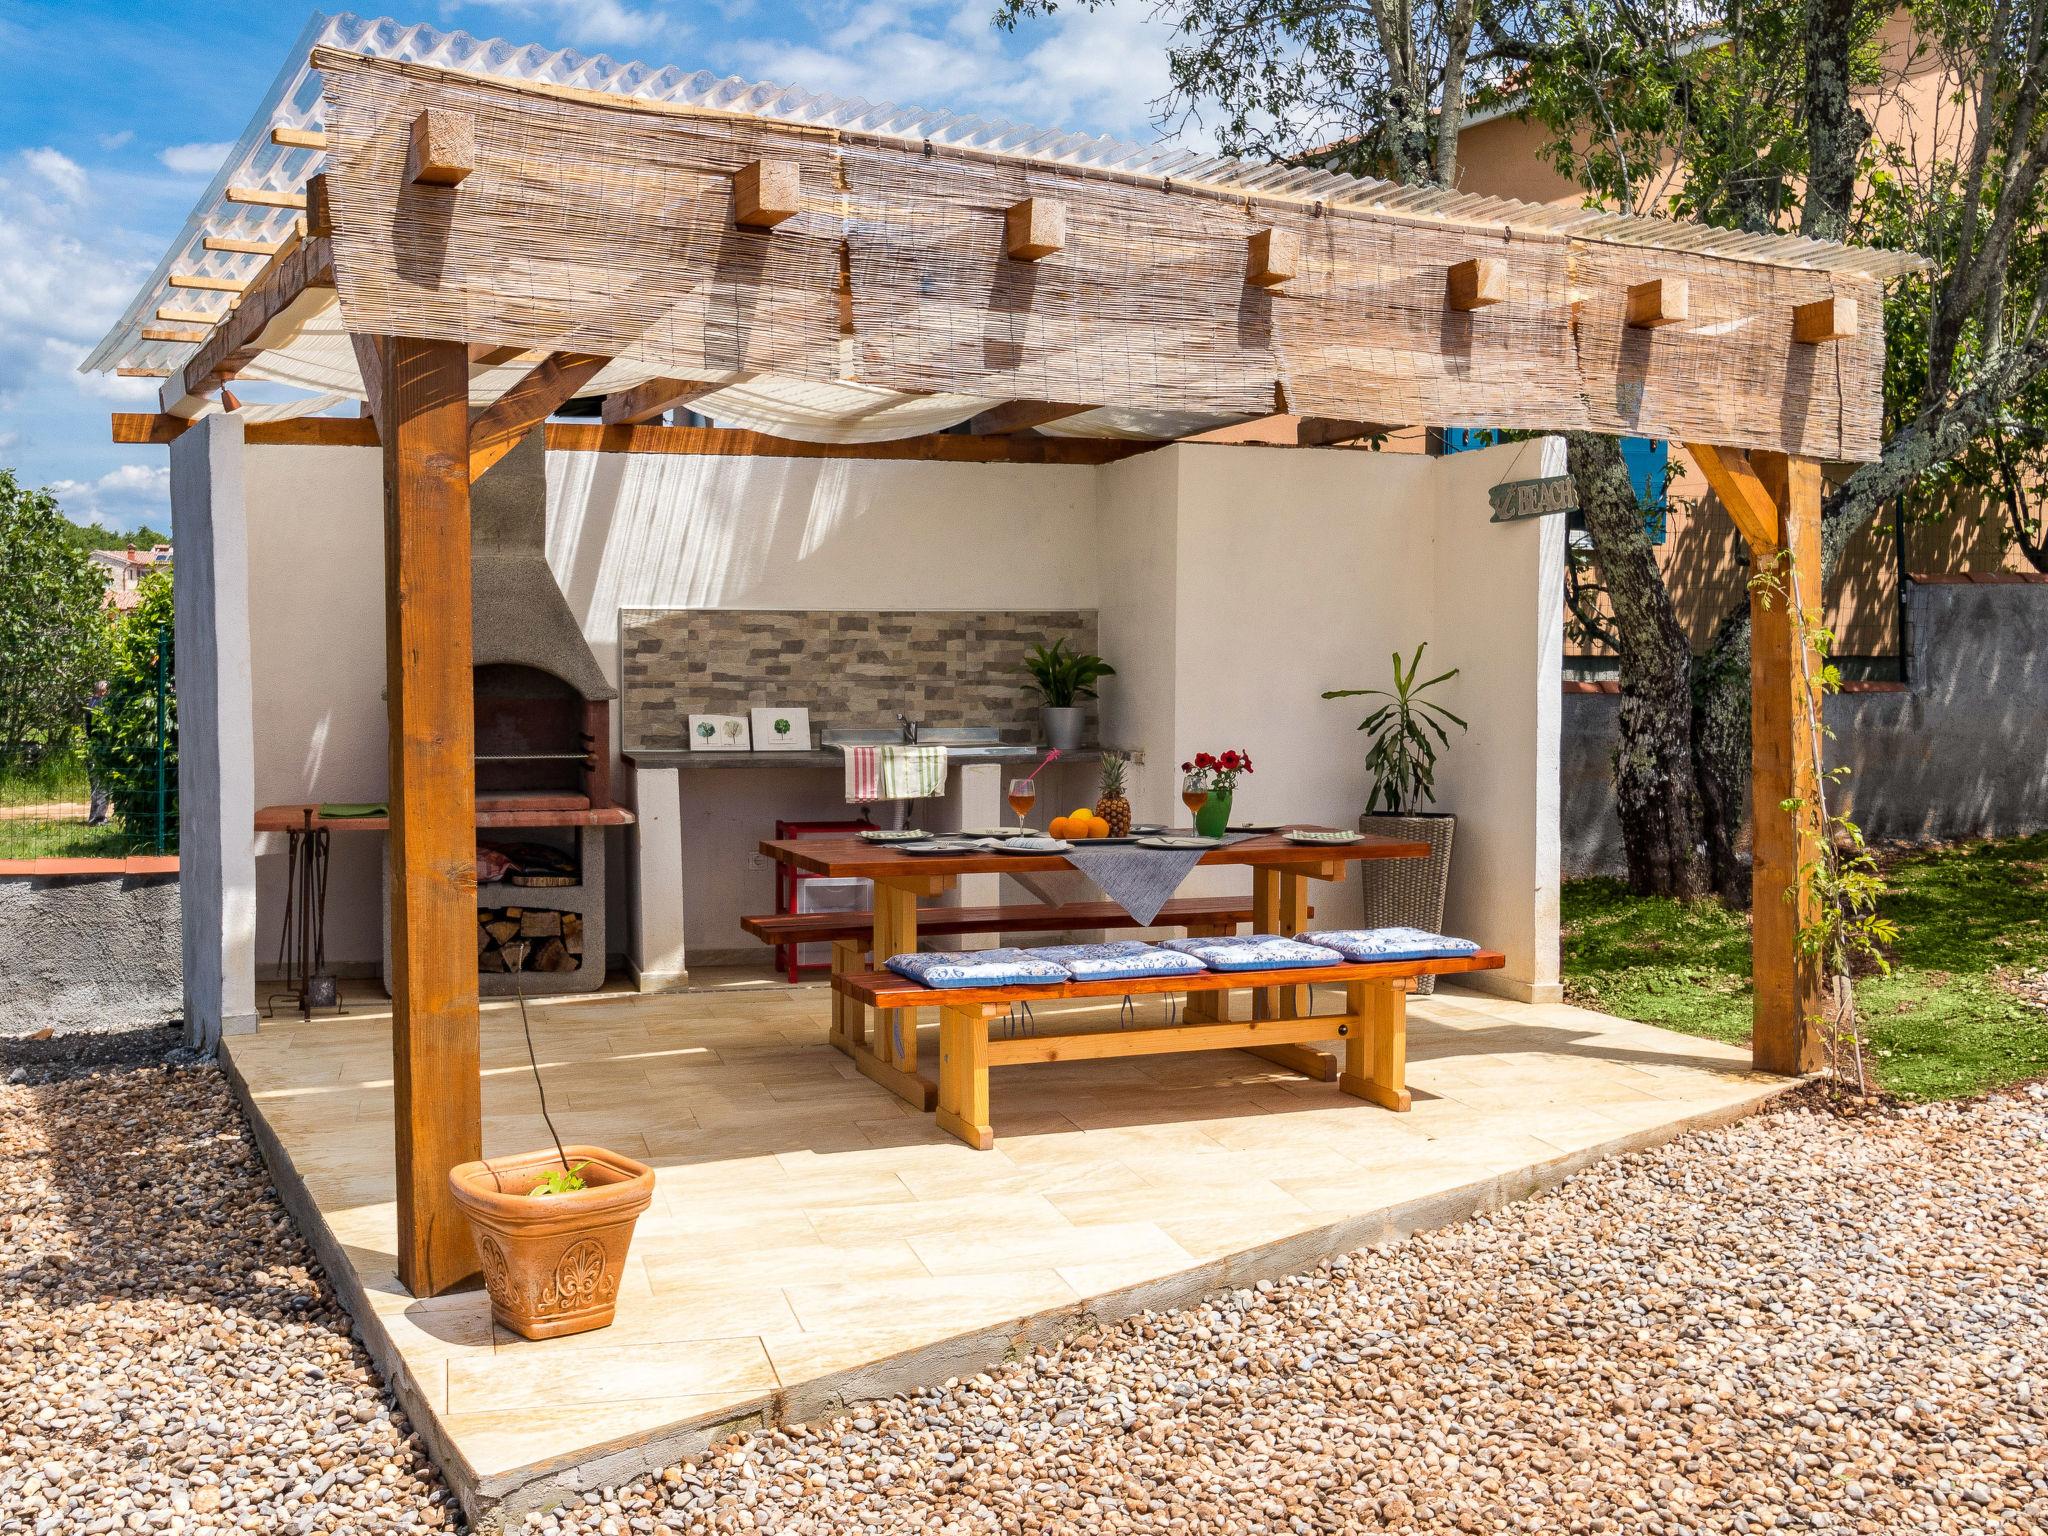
(315, 50, 1884, 459)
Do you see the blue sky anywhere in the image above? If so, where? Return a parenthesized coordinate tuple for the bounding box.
(0, 0, 1193, 533)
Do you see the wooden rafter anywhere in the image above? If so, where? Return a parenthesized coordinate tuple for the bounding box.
(169, 274, 250, 294)
(205, 234, 294, 256)
(599, 376, 736, 426)
(965, 400, 1091, 436)
(470, 352, 610, 479)
(469, 344, 542, 369)
(166, 235, 333, 415)
(225, 185, 307, 209)
(270, 125, 328, 149)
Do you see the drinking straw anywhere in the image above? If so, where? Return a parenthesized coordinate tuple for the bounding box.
(1024, 748, 1061, 782)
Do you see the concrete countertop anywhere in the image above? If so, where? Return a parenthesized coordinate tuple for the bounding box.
(624, 745, 1113, 770)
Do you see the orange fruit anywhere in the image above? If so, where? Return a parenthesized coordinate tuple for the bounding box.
(1048, 815, 1073, 839)
(1087, 815, 1111, 838)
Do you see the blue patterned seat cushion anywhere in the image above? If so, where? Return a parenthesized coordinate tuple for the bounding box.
(1023, 941, 1208, 982)
(884, 947, 1072, 989)
(1159, 934, 1346, 972)
(1295, 927, 1482, 963)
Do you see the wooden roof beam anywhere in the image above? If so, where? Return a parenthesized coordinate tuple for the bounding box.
(168, 274, 249, 294)
(469, 344, 545, 369)
(226, 185, 307, 210)
(142, 325, 209, 344)
(1626, 277, 1690, 329)
(600, 376, 738, 426)
(1793, 295, 1857, 344)
(1446, 257, 1505, 311)
(471, 352, 612, 478)
(1004, 198, 1065, 261)
(271, 125, 328, 150)
(734, 159, 800, 229)
(965, 400, 1091, 436)
(205, 232, 295, 256)
(1246, 226, 1298, 289)
(156, 306, 222, 325)
(406, 109, 476, 187)
(165, 235, 334, 415)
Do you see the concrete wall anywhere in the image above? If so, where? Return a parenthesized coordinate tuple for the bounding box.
(235, 438, 1566, 993)
(0, 873, 182, 1035)
(171, 416, 259, 1047)
(1563, 579, 2048, 875)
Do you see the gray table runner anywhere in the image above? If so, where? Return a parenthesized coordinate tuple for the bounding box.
(1060, 836, 1251, 926)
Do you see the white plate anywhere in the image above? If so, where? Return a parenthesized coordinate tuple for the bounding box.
(1285, 830, 1362, 845)
(1138, 835, 1221, 850)
(993, 837, 1071, 855)
(895, 840, 979, 855)
(961, 826, 1028, 838)
(860, 828, 927, 841)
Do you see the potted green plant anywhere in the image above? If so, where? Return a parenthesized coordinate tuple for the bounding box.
(1024, 637, 1115, 753)
(1323, 643, 1467, 993)
(446, 946, 655, 1339)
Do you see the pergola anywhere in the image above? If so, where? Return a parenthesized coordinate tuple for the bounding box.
(91, 15, 1920, 1301)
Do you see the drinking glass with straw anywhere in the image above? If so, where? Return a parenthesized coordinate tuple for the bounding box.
(1007, 749, 1061, 829)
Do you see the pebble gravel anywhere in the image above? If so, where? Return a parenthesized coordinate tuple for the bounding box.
(0, 1048, 460, 1535)
(4, 1040, 2044, 1536)
(541, 1086, 2048, 1536)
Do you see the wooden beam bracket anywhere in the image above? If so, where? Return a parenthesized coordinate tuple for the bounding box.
(1687, 441, 1781, 549)
(1626, 277, 1690, 329)
(471, 352, 611, 478)
(1793, 295, 1857, 344)
(600, 375, 733, 427)
(1246, 226, 1298, 289)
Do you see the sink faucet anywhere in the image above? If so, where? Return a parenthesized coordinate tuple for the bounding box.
(895, 712, 921, 744)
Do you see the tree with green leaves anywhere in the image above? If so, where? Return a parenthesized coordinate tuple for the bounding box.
(998, 0, 2048, 903)
(86, 569, 178, 848)
(0, 470, 110, 772)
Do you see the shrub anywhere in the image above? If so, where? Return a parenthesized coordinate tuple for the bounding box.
(0, 471, 109, 770)
(88, 570, 178, 847)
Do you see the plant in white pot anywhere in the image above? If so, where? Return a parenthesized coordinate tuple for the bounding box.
(1323, 643, 1467, 994)
(1024, 638, 1115, 754)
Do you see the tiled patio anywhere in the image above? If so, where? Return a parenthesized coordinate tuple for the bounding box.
(223, 974, 1787, 1523)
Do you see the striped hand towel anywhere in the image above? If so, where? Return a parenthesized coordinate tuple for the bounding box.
(840, 745, 949, 802)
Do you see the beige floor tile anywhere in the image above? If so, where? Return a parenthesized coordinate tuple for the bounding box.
(443, 1395, 747, 1479)
(806, 1191, 1076, 1246)
(781, 1270, 1080, 1336)
(446, 1336, 776, 1415)
(909, 1219, 1193, 1278)
(640, 1239, 928, 1294)
(1048, 1176, 1315, 1228)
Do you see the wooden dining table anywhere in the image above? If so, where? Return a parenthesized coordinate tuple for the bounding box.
(759, 828, 1430, 1109)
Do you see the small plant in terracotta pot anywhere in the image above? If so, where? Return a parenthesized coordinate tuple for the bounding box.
(447, 940, 654, 1340)
(448, 1144, 655, 1340)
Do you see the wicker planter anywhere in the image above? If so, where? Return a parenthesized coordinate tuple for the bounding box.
(1358, 812, 1456, 995)
(448, 1144, 654, 1340)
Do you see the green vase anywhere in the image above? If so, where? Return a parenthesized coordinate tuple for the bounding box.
(1194, 789, 1232, 839)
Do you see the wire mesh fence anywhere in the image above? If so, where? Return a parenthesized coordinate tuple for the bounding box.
(0, 623, 177, 862)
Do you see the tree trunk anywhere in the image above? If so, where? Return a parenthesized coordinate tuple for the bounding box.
(1569, 432, 1711, 899)
(1691, 602, 1752, 903)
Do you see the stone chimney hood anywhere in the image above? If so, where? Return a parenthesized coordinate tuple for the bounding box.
(469, 428, 614, 703)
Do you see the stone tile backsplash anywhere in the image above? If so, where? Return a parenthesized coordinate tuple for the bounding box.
(620, 608, 1099, 751)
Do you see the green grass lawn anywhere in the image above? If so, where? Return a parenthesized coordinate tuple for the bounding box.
(1562, 832, 2048, 1101)
(0, 755, 156, 861)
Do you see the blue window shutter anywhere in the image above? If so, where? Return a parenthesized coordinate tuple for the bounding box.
(1620, 437, 1669, 544)
(1441, 428, 1502, 455)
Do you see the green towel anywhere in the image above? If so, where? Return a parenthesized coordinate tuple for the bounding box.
(878, 745, 948, 800)
(318, 802, 388, 818)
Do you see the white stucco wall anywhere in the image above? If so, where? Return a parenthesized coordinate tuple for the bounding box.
(234, 436, 1563, 995)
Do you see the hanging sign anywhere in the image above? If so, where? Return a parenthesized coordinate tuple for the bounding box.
(1488, 475, 1578, 523)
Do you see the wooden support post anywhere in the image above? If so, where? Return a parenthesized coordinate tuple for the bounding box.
(1340, 980, 1410, 1111)
(936, 1005, 995, 1151)
(382, 336, 483, 1298)
(1745, 450, 1828, 1075)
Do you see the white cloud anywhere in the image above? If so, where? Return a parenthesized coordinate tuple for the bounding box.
(717, 0, 1190, 145)
(97, 130, 135, 152)
(456, 0, 688, 50)
(22, 147, 88, 203)
(160, 142, 234, 177)
(45, 463, 172, 529)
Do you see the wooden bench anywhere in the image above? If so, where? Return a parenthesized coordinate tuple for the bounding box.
(837, 950, 1506, 1150)
(742, 898, 1267, 1075)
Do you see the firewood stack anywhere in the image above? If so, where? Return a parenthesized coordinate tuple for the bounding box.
(477, 906, 585, 973)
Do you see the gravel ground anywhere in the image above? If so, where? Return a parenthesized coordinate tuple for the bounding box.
(0, 1037, 460, 1535)
(3, 1046, 2044, 1536)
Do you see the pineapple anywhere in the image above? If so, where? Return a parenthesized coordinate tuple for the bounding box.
(1094, 752, 1132, 836)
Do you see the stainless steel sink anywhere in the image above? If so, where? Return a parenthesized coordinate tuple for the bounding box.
(820, 726, 1050, 761)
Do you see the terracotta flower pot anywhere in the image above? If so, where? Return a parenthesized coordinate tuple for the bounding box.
(447, 1144, 654, 1340)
